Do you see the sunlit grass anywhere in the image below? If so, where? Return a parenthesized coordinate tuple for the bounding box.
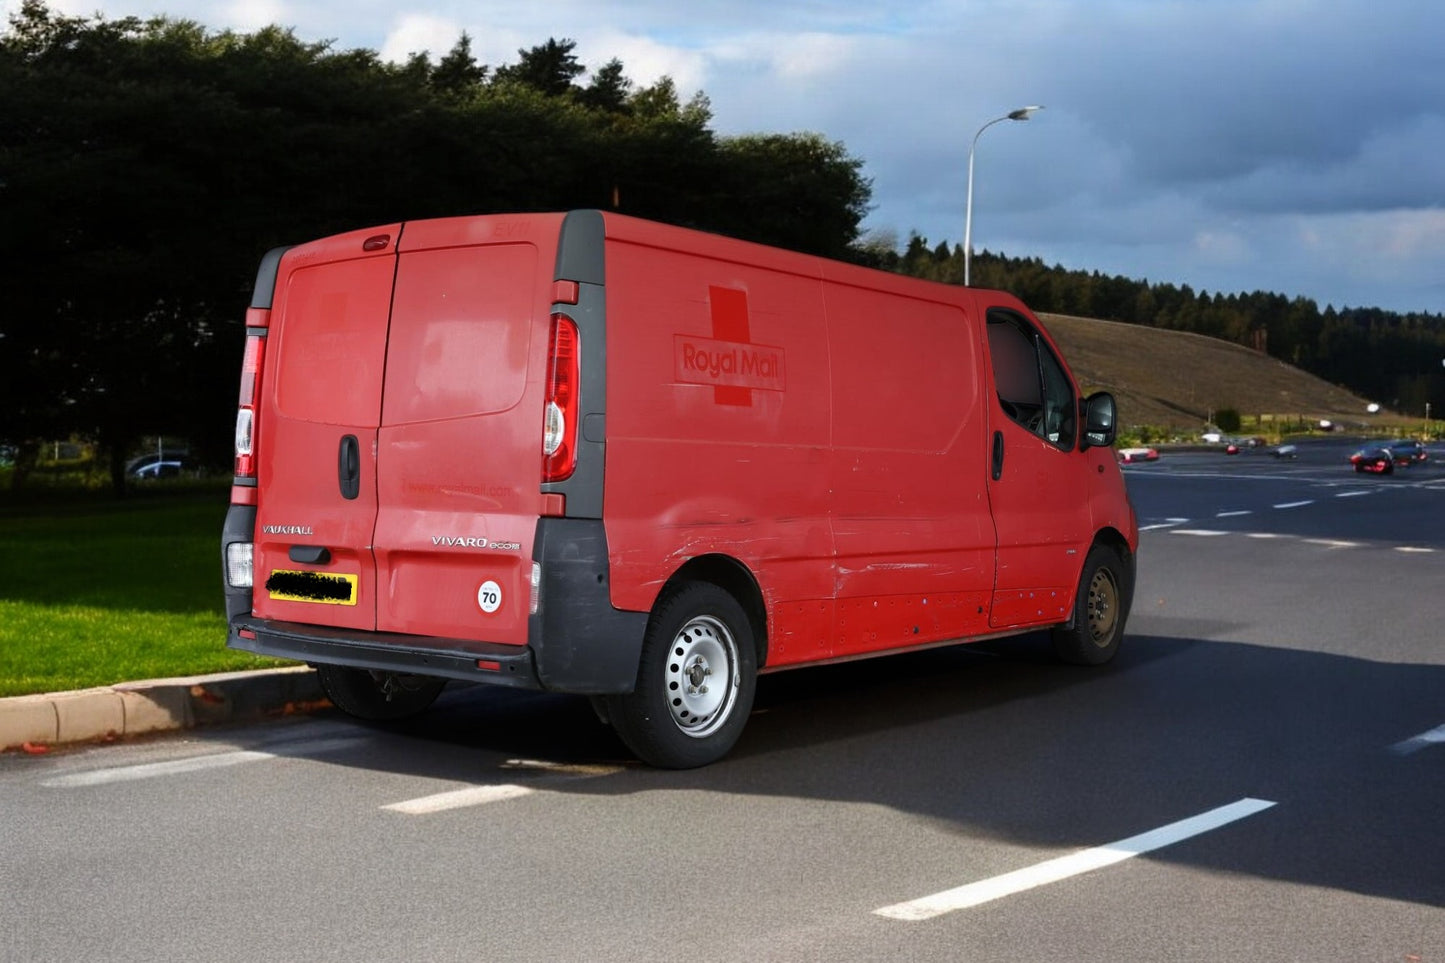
(0, 493, 289, 697)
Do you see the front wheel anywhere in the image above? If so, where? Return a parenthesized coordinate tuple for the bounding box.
(1052, 544, 1132, 665)
(607, 582, 758, 769)
(315, 664, 446, 721)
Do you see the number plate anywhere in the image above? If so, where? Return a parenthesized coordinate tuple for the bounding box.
(265, 569, 358, 606)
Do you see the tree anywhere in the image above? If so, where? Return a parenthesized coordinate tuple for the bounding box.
(430, 32, 487, 96)
(493, 37, 584, 96)
(579, 57, 630, 113)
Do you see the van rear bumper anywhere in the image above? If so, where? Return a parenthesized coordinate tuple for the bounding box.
(228, 618, 544, 689)
(226, 518, 649, 695)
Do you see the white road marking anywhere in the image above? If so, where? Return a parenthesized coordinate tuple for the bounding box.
(874, 798, 1277, 922)
(1335, 490, 1371, 498)
(382, 784, 535, 814)
(41, 737, 364, 788)
(382, 759, 623, 815)
(1302, 538, 1360, 549)
(1245, 533, 1285, 539)
(1273, 500, 1314, 509)
(1391, 724, 1445, 756)
(1171, 529, 1230, 537)
(1396, 546, 1436, 554)
(1139, 522, 1186, 532)
(1215, 510, 1252, 518)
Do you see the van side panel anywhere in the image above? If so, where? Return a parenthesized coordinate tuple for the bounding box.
(821, 281, 997, 657)
(371, 215, 562, 645)
(601, 230, 836, 667)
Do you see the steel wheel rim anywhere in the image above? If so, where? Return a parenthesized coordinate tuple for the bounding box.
(1086, 568, 1119, 646)
(665, 615, 740, 738)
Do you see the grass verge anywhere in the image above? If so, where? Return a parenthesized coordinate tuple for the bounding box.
(0, 491, 290, 697)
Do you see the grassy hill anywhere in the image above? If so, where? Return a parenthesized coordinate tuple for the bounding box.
(1040, 313, 1383, 435)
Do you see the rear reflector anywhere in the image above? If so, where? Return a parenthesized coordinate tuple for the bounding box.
(476, 660, 502, 672)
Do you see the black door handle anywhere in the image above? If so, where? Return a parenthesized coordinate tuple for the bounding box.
(991, 430, 1005, 481)
(338, 434, 360, 500)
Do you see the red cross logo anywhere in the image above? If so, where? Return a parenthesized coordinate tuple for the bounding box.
(709, 286, 753, 407)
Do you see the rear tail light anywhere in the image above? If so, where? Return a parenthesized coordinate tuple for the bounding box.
(542, 313, 580, 482)
(234, 329, 267, 480)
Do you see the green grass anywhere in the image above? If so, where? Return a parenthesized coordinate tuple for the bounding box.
(0, 491, 290, 697)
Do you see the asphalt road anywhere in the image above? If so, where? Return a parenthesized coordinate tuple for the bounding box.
(3, 439, 1442, 963)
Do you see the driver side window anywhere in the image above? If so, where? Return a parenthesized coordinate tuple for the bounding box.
(986, 309, 1077, 450)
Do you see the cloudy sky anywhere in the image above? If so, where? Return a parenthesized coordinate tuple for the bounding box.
(10, 0, 1443, 314)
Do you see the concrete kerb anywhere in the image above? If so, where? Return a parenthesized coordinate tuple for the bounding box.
(0, 666, 326, 753)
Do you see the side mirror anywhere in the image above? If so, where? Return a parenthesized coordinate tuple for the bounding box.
(1080, 391, 1117, 450)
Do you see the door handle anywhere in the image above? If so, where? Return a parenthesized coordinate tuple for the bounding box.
(338, 434, 360, 500)
(991, 430, 1005, 481)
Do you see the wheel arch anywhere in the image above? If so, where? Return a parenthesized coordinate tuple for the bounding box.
(1063, 527, 1136, 630)
(658, 554, 769, 669)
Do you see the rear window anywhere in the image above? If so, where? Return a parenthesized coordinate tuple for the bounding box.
(273, 256, 395, 427)
(382, 244, 539, 425)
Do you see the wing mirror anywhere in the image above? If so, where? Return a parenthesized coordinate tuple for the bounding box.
(1080, 391, 1117, 450)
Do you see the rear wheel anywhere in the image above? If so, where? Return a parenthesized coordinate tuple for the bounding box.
(1052, 544, 1132, 665)
(608, 582, 757, 769)
(315, 664, 446, 721)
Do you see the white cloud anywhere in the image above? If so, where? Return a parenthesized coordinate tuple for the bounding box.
(378, 13, 466, 64)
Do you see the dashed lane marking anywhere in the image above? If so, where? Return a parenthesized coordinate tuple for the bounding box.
(382, 758, 625, 815)
(1216, 510, 1252, 518)
(40, 736, 366, 788)
(1391, 724, 1445, 756)
(382, 784, 535, 814)
(1273, 500, 1315, 509)
(874, 798, 1277, 921)
(1396, 546, 1436, 554)
(1335, 490, 1371, 498)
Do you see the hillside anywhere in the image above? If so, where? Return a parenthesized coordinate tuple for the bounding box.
(1040, 313, 1375, 431)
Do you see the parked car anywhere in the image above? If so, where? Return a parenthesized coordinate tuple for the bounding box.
(1118, 446, 1160, 464)
(131, 459, 187, 479)
(1349, 441, 1425, 474)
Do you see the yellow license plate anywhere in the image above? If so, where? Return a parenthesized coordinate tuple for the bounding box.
(266, 569, 358, 606)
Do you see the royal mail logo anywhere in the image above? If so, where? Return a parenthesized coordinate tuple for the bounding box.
(674, 335, 786, 392)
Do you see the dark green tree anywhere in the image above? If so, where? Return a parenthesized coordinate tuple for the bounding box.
(493, 37, 584, 96)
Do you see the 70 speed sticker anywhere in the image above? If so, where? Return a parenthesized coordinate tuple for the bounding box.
(477, 580, 503, 614)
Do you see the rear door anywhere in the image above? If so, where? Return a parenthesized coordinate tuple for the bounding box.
(370, 215, 562, 646)
(251, 226, 400, 630)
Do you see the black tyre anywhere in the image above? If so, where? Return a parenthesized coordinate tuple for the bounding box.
(315, 664, 446, 721)
(607, 582, 758, 769)
(1052, 543, 1132, 665)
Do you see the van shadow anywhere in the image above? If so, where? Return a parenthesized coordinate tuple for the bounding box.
(277, 628, 1445, 909)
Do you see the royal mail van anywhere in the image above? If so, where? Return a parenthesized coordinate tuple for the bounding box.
(221, 211, 1137, 768)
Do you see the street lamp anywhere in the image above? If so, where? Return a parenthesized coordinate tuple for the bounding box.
(964, 105, 1042, 286)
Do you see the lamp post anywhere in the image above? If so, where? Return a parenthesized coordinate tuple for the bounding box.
(964, 105, 1042, 286)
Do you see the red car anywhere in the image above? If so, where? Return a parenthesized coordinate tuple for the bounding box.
(1117, 447, 1160, 464)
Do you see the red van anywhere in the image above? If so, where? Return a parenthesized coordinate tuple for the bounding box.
(222, 211, 1137, 767)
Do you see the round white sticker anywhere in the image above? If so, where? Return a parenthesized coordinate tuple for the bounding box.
(477, 580, 503, 614)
